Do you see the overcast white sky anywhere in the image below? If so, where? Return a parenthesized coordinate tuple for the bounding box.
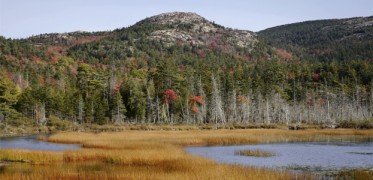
(1, 0, 372, 39)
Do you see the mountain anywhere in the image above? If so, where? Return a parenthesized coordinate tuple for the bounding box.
(1, 12, 373, 129)
(63, 12, 265, 66)
(0, 12, 271, 90)
(258, 16, 373, 61)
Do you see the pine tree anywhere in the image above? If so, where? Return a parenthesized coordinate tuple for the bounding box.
(111, 91, 126, 124)
(121, 77, 147, 122)
(0, 72, 21, 127)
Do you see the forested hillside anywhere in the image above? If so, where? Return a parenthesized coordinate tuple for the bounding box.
(1, 12, 372, 133)
(258, 16, 373, 62)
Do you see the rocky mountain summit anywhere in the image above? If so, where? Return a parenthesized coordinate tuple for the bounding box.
(138, 12, 257, 50)
(141, 12, 207, 25)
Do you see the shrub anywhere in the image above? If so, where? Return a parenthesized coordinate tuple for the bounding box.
(46, 116, 73, 131)
(338, 120, 373, 129)
(8, 118, 34, 127)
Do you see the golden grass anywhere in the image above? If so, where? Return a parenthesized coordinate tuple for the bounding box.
(48, 128, 373, 148)
(0, 149, 62, 164)
(235, 149, 274, 157)
(1, 128, 373, 179)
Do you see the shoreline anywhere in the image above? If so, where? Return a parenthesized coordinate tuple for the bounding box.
(1, 122, 372, 136)
(0, 133, 37, 138)
(1, 129, 373, 179)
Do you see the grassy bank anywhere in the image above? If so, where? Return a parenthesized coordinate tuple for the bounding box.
(1, 129, 373, 179)
(1, 120, 372, 137)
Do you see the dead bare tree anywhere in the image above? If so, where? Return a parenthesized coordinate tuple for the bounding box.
(210, 75, 225, 124)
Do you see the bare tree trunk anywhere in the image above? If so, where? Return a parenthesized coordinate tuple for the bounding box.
(178, 96, 186, 123)
(266, 97, 270, 124)
(210, 75, 225, 124)
(146, 89, 152, 123)
(165, 104, 170, 123)
(109, 74, 116, 98)
(78, 97, 84, 124)
(285, 104, 289, 125)
(198, 76, 207, 124)
(185, 98, 191, 124)
(155, 96, 160, 124)
(34, 103, 46, 125)
(246, 94, 251, 123)
(370, 82, 373, 118)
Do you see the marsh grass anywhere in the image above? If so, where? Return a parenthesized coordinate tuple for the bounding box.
(1, 129, 373, 179)
(235, 149, 275, 157)
(336, 169, 373, 180)
(0, 149, 62, 164)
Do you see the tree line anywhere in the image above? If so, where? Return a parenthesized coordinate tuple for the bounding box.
(1, 57, 372, 128)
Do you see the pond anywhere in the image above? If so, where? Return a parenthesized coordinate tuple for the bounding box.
(185, 139, 373, 172)
(0, 135, 81, 151)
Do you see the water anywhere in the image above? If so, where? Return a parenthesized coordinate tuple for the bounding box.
(186, 140, 373, 171)
(0, 135, 81, 151)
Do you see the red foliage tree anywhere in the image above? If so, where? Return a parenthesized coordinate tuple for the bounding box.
(163, 89, 177, 104)
(314, 73, 320, 81)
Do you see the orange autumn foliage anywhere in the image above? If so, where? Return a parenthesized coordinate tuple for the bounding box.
(189, 96, 204, 113)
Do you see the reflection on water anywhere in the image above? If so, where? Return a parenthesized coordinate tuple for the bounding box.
(186, 140, 373, 171)
(0, 135, 80, 151)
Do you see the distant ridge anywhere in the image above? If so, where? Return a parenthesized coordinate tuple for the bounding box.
(258, 16, 373, 61)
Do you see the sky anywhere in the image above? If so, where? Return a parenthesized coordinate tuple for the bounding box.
(1, 0, 372, 39)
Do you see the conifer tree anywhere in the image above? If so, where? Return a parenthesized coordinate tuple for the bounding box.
(0, 72, 21, 127)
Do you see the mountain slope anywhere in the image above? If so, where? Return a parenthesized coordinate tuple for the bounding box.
(64, 12, 265, 66)
(258, 16, 373, 61)
(0, 12, 270, 90)
(27, 31, 108, 46)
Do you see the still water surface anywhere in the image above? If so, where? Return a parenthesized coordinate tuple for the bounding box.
(0, 135, 80, 151)
(1, 135, 373, 171)
(186, 140, 373, 171)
